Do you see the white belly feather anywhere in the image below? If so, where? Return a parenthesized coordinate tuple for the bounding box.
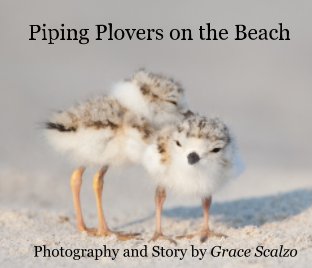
(45, 127, 148, 167)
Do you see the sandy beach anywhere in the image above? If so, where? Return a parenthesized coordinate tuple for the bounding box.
(0, 166, 311, 267)
(1, 1, 312, 267)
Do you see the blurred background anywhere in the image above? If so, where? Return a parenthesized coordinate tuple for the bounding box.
(0, 0, 311, 219)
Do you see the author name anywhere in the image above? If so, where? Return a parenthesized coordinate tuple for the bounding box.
(209, 245, 297, 258)
(34, 244, 298, 261)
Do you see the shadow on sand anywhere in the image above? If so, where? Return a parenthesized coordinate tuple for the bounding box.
(119, 189, 312, 229)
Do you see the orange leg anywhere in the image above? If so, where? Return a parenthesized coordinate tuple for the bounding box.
(149, 186, 177, 245)
(70, 167, 89, 232)
(199, 197, 227, 242)
(93, 166, 110, 235)
(202, 196, 211, 232)
(93, 166, 140, 240)
(177, 196, 227, 242)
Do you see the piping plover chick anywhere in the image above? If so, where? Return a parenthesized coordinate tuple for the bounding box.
(143, 115, 243, 243)
(44, 70, 188, 240)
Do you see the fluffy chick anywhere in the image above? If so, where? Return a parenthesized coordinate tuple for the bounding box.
(45, 70, 188, 240)
(143, 115, 244, 243)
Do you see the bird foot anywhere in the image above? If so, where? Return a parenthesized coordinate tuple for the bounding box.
(112, 231, 141, 241)
(95, 229, 141, 241)
(78, 225, 98, 236)
(177, 229, 227, 243)
(79, 227, 140, 240)
(149, 232, 177, 245)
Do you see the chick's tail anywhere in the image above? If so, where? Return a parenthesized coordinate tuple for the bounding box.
(45, 110, 78, 132)
(44, 110, 80, 155)
(45, 121, 76, 132)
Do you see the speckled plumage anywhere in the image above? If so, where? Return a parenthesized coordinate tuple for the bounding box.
(133, 70, 184, 108)
(44, 70, 243, 242)
(143, 115, 243, 197)
(178, 115, 231, 142)
(45, 70, 188, 167)
(43, 70, 190, 239)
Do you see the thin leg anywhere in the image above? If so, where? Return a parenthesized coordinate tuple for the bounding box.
(177, 196, 227, 242)
(200, 196, 212, 242)
(202, 196, 211, 232)
(70, 167, 87, 232)
(200, 196, 227, 242)
(93, 166, 140, 240)
(149, 186, 177, 245)
(155, 186, 166, 234)
(93, 166, 110, 235)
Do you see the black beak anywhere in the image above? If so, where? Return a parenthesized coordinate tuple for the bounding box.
(187, 152, 200, 165)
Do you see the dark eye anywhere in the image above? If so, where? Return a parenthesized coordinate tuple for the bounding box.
(175, 140, 182, 147)
(167, 100, 177, 105)
(211, 148, 221, 153)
